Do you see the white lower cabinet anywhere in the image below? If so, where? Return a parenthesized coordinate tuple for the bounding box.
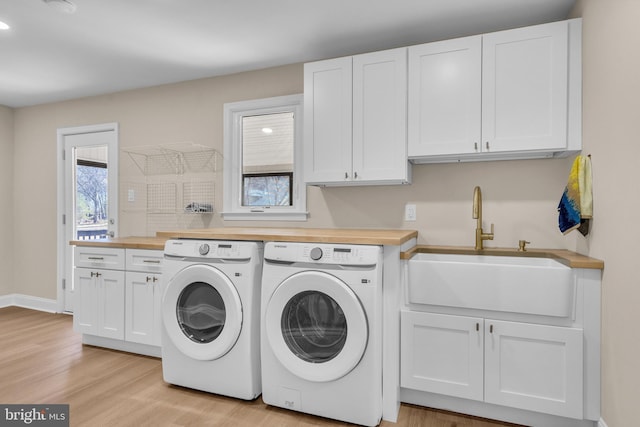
(401, 311, 484, 400)
(401, 311, 584, 419)
(125, 271, 161, 346)
(74, 246, 162, 356)
(74, 267, 125, 340)
(74, 246, 126, 340)
(124, 249, 163, 346)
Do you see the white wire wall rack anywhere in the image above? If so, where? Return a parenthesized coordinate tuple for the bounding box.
(123, 142, 220, 176)
(121, 142, 221, 235)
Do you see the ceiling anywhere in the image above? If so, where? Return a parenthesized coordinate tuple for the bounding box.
(0, 0, 575, 108)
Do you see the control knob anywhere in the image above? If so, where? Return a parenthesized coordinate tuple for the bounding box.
(199, 243, 210, 256)
(310, 247, 323, 261)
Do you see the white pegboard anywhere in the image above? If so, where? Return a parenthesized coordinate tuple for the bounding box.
(147, 182, 177, 213)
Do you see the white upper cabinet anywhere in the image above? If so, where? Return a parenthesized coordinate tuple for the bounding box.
(304, 48, 411, 186)
(408, 35, 482, 157)
(304, 57, 353, 184)
(482, 21, 568, 154)
(408, 19, 582, 163)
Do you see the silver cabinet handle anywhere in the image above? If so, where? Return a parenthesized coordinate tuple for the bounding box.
(88, 256, 104, 261)
(142, 259, 161, 264)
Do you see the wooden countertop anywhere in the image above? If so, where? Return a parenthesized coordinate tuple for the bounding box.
(155, 227, 418, 246)
(403, 245, 604, 270)
(70, 227, 418, 249)
(69, 236, 168, 250)
(70, 230, 603, 270)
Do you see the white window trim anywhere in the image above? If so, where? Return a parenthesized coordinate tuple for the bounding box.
(222, 94, 308, 221)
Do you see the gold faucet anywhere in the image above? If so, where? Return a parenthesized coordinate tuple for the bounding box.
(472, 186, 494, 250)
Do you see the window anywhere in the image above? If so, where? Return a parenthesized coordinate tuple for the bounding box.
(223, 94, 307, 220)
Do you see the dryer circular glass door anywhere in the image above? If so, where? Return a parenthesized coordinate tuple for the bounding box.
(163, 264, 242, 361)
(265, 270, 368, 382)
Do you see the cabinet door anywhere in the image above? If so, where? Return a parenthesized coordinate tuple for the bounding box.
(408, 36, 482, 157)
(484, 320, 583, 419)
(125, 271, 161, 346)
(401, 311, 484, 401)
(304, 57, 353, 184)
(353, 48, 408, 182)
(482, 21, 568, 153)
(98, 269, 125, 340)
(73, 268, 99, 335)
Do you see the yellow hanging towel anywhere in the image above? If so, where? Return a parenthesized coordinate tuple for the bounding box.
(558, 155, 593, 236)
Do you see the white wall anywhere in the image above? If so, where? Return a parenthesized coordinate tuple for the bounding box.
(0, 105, 14, 296)
(571, 1, 640, 426)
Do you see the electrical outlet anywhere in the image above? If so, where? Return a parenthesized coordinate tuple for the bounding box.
(405, 204, 417, 221)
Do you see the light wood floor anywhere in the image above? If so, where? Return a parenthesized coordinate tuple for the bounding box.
(0, 306, 523, 427)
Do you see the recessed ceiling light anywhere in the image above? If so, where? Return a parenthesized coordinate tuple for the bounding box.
(262, 128, 274, 134)
(42, 0, 77, 14)
(0, 21, 10, 31)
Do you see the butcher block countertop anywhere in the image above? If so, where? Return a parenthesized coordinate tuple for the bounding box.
(69, 236, 168, 250)
(403, 245, 604, 270)
(155, 227, 418, 246)
(70, 227, 419, 249)
(70, 228, 603, 269)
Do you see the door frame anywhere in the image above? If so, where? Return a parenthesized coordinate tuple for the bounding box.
(56, 122, 119, 313)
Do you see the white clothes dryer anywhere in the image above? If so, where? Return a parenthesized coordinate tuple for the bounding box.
(260, 242, 383, 426)
(161, 239, 262, 400)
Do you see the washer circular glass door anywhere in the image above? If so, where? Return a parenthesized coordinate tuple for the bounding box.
(265, 270, 368, 382)
(163, 264, 242, 361)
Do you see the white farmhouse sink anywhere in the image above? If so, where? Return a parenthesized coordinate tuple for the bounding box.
(407, 253, 575, 317)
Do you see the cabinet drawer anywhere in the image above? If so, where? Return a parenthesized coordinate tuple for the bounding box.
(74, 247, 124, 270)
(125, 249, 163, 273)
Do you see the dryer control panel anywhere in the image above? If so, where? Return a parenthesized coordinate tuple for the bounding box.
(264, 242, 381, 266)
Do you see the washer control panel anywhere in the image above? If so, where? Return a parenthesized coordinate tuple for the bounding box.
(265, 242, 381, 266)
(199, 243, 210, 256)
(165, 239, 259, 260)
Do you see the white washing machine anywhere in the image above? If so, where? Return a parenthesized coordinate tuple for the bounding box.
(260, 241, 383, 426)
(161, 239, 263, 400)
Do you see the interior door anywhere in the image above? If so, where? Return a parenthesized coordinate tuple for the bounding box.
(58, 123, 118, 313)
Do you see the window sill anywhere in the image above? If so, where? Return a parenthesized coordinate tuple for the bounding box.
(220, 211, 309, 222)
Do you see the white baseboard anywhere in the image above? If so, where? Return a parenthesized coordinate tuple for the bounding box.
(0, 294, 58, 313)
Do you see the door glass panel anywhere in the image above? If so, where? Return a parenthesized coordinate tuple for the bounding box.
(177, 282, 226, 343)
(281, 291, 348, 363)
(74, 145, 108, 240)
